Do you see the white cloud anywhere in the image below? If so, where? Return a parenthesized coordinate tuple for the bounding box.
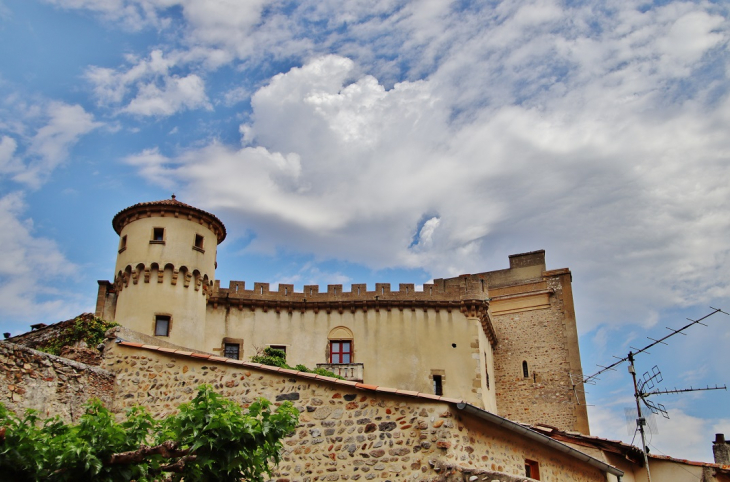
(122, 73, 210, 116)
(0, 101, 102, 188)
(0, 192, 83, 328)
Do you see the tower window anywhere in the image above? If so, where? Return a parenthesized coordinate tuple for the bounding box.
(154, 315, 170, 336)
(522, 360, 529, 378)
(330, 340, 352, 364)
(151, 227, 165, 243)
(525, 459, 540, 480)
(193, 234, 205, 252)
(119, 235, 127, 253)
(224, 343, 240, 360)
(433, 375, 443, 396)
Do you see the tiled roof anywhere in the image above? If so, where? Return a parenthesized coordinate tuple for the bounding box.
(112, 196, 227, 242)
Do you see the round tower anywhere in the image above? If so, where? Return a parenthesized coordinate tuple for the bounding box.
(110, 196, 226, 346)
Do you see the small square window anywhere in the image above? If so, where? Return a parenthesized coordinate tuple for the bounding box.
(269, 345, 287, 354)
(195, 234, 204, 248)
(224, 343, 240, 360)
(525, 460, 540, 480)
(155, 315, 170, 336)
(153, 227, 165, 241)
(330, 340, 352, 364)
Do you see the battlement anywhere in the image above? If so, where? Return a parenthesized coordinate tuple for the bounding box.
(208, 273, 497, 345)
(212, 273, 489, 302)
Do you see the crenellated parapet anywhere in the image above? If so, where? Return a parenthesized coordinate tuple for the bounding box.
(208, 274, 497, 345)
(113, 262, 214, 296)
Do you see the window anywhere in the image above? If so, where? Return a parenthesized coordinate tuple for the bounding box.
(522, 360, 529, 378)
(193, 234, 205, 252)
(119, 235, 127, 253)
(269, 345, 287, 355)
(330, 340, 352, 364)
(224, 343, 240, 360)
(433, 375, 443, 396)
(525, 460, 540, 480)
(151, 227, 165, 243)
(154, 315, 170, 336)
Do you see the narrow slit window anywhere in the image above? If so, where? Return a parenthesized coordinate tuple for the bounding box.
(224, 343, 240, 360)
(330, 340, 352, 364)
(433, 375, 443, 396)
(152, 227, 165, 242)
(154, 315, 170, 336)
(522, 360, 529, 378)
(194, 234, 204, 250)
(119, 235, 127, 252)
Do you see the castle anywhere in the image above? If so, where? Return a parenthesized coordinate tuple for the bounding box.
(6, 196, 730, 481)
(94, 196, 589, 434)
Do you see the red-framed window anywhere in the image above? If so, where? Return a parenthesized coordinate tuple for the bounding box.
(330, 340, 352, 364)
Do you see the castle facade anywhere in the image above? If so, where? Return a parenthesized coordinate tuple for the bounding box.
(95, 197, 589, 434)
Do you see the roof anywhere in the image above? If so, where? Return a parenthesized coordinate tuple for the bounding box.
(530, 423, 730, 475)
(114, 340, 623, 477)
(112, 195, 227, 243)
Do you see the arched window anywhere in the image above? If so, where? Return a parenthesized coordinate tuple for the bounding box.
(522, 360, 529, 378)
(327, 326, 354, 364)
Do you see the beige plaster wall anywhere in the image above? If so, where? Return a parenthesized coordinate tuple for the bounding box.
(102, 342, 609, 482)
(114, 216, 218, 278)
(200, 306, 487, 409)
(112, 215, 218, 345)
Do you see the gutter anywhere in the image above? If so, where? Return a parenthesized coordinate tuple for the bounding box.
(456, 403, 624, 478)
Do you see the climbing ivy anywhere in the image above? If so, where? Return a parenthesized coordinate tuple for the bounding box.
(251, 347, 345, 379)
(37, 316, 118, 356)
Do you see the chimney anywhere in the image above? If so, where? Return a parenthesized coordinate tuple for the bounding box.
(713, 433, 730, 466)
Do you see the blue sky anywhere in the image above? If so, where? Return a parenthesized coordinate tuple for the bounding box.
(1, 0, 729, 463)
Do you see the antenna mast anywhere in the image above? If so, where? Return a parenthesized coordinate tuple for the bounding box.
(583, 308, 729, 482)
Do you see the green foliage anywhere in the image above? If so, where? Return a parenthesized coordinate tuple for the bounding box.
(0, 386, 299, 482)
(37, 316, 119, 356)
(251, 347, 344, 379)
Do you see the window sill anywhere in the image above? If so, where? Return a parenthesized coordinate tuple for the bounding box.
(192, 246, 205, 253)
(149, 240, 166, 245)
(118, 247, 127, 254)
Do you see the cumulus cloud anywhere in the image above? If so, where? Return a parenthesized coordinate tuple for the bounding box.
(130, 22, 730, 331)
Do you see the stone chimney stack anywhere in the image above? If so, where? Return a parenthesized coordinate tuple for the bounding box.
(713, 433, 730, 466)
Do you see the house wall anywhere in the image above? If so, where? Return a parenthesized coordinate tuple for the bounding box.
(102, 341, 609, 482)
(201, 305, 491, 410)
(0, 341, 114, 421)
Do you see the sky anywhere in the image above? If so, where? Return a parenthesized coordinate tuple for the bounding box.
(1, 0, 729, 464)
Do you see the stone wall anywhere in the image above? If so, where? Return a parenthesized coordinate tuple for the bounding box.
(489, 269, 588, 433)
(0, 341, 114, 421)
(103, 340, 609, 482)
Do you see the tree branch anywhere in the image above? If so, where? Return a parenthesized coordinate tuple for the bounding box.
(107, 440, 190, 465)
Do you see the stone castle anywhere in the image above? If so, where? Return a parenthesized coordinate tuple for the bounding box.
(94, 196, 589, 434)
(6, 196, 730, 481)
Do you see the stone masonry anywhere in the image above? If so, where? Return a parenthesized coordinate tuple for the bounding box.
(0, 341, 114, 422)
(102, 339, 612, 482)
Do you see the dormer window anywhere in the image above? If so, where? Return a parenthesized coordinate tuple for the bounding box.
(193, 234, 205, 253)
(118, 235, 127, 253)
(150, 227, 165, 244)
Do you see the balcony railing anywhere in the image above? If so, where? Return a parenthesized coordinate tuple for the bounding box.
(316, 363, 364, 382)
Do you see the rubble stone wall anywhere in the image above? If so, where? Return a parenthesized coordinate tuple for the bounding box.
(0, 341, 114, 421)
(103, 341, 606, 482)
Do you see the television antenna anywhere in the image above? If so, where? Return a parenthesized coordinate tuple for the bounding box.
(582, 307, 729, 482)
